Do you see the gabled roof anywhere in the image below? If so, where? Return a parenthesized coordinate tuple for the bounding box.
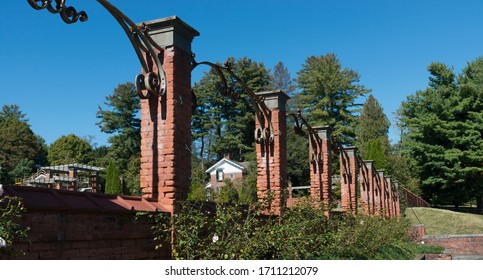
(205, 158, 248, 174)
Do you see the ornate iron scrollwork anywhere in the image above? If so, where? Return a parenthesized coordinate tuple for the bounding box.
(27, 0, 88, 24)
(191, 55, 275, 144)
(27, 0, 167, 98)
(287, 110, 323, 164)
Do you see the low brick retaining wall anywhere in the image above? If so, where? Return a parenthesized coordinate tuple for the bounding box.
(422, 234, 483, 255)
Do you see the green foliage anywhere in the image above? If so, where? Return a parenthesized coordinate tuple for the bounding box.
(0, 193, 30, 256)
(0, 105, 47, 184)
(397, 57, 483, 208)
(365, 138, 387, 170)
(148, 200, 418, 260)
(286, 127, 310, 187)
(238, 164, 258, 205)
(215, 180, 239, 204)
(96, 82, 141, 194)
(355, 94, 390, 156)
(105, 160, 122, 195)
(47, 134, 93, 165)
(295, 53, 370, 144)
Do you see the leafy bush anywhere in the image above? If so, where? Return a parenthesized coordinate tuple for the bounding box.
(0, 190, 30, 256)
(146, 199, 428, 260)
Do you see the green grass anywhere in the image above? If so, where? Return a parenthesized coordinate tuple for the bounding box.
(405, 207, 483, 235)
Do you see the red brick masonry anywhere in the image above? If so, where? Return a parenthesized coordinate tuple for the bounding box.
(423, 234, 483, 256)
(1, 185, 169, 260)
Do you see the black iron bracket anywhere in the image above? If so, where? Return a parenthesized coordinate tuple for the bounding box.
(27, 0, 167, 98)
(191, 56, 275, 145)
(287, 110, 324, 164)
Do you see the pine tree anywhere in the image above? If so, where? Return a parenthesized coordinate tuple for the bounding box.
(295, 53, 370, 145)
(269, 61, 296, 96)
(355, 94, 390, 156)
(398, 58, 483, 208)
(96, 82, 141, 195)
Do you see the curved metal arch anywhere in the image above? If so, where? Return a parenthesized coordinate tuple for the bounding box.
(191, 55, 275, 145)
(288, 110, 324, 164)
(27, 0, 167, 98)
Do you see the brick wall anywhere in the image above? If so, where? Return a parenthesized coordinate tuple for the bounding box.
(1, 185, 169, 260)
(423, 234, 483, 255)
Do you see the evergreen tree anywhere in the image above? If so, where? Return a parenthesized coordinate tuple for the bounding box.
(192, 57, 271, 162)
(397, 58, 483, 208)
(269, 61, 296, 96)
(96, 82, 141, 195)
(105, 160, 122, 195)
(295, 53, 370, 145)
(355, 94, 390, 156)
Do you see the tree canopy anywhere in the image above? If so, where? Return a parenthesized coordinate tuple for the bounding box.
(296, 53, 370, 145)
(47, 134, 93, 165)
(0, 105, 46, 183)
(96, 82, 141, 195)
(397, 57, 483, 208)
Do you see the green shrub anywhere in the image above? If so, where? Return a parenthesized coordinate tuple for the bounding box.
(147, 200, 422, 260)
(0, 193, 30, 256)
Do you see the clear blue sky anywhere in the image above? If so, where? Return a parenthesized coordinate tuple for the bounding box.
(1, 0, 482, 147)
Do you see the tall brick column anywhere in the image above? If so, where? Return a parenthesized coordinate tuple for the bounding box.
(340, 147, 358, 215)
(377, 170, 386, 217)
(394, 181, 401, 217)
(361, 160, 373, 215)
(364, 160, 375, 215)
(309, 126, 332, 216)
(385, 176, 393, 218)
(255, 91, 289, 215)
(139, 17, 199, 213)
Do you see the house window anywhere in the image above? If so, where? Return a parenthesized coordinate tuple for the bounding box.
(229, 173, 235, 179)
(216, 169, 224, 181)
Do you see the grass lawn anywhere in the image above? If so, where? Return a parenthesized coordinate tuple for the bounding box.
(405, 207, 483, 235)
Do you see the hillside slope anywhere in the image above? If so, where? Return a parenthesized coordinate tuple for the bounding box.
(406, 207, 483, 235)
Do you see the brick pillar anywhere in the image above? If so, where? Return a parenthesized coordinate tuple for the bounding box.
(340, 147, 358, 215)
(363, 160, 375, 215)
(361, 160, 373, 215)
(394, 181, 401, 217)
(319, 126, 332, 215)
(385, 176, 392, 218)
(309, 126, 332, 216)
(139, 17, 199, 213)
(68, 168, 77, 191)
(377, 170, 385, 217)
(255, 91, 289, 215)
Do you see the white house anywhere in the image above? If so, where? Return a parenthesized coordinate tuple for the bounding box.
(205, 157, 249, 195)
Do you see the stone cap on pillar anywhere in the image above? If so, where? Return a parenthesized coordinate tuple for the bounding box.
(363, 160, 374, 168)
(313, 125, 331, 139)
(141, 16, 200, 53)
(343, 146, 358, 157)
(255, 90, 290, 111)
(376, 170, 385, 177)
(385, 176, 392, 184)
